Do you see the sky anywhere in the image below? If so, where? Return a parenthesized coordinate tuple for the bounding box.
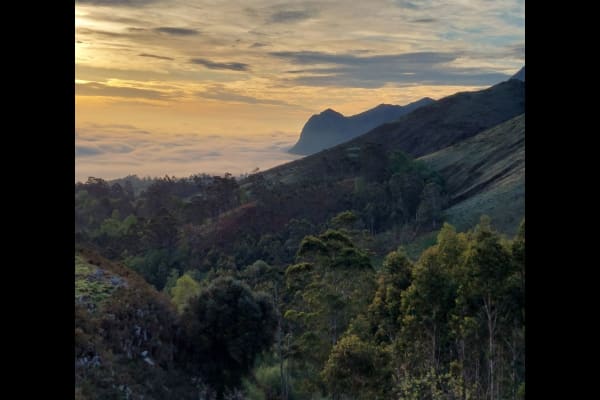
(75, 0, 525, 182)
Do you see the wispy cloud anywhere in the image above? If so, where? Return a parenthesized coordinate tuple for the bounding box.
(390, 0, 421, 10)
(271, 50, 508, 87)
(76, 0, 160, 6)
(197, 84, 291, 106)
(190, 58, 250, 71)
(412, 18, 437, 23)
(268, 9, 318, 23)
(154, 27, 199, 36)
(271, 50, 457, 66)
(139, 53, 174, 60)
(76, 146, 104, 156)
(76, 81, 170, 99)
(76, 27, 129, 38)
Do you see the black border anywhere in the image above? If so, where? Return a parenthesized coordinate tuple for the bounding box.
(12, 0, 74, 396)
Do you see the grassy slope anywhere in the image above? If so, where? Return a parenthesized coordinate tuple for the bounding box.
(420, 114, 525, 235)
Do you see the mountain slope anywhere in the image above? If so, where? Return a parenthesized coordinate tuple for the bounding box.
(265, 79, 524, 185)
(289, 97, 435, 155)
(420, 113, 524, 234)
(75, 247, 198, 400)
(511, 65, 525, 81)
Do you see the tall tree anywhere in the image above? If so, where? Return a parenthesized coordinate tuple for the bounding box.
(368, 249, 413, 344)
(284, 229, 376, 396)
(180, 277, 277, 399)
(459, 218, 515, 400)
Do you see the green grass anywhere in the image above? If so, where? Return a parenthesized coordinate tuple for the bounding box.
(75, 255, 120, 305)
(444, 176, 524, 237)
(420, 114, 524, 237)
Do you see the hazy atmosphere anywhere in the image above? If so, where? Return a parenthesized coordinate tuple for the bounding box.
(75, 0, 524, 181)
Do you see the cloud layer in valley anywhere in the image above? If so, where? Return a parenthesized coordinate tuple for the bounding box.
(75, 123, 302, 182)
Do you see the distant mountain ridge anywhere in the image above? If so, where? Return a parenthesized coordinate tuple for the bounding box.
(267, 78, 525, 186)
(289, 97, 435, 155)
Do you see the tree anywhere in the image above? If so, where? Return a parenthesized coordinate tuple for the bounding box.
(368, 249, 413, 344)
(512, 219, 525, 298)
(459, 217, 515, 400)
(142, 208, 179, 251)
(239, 260, 291, 400)
(181, 277, 277, 399)
(284, 229, 375, 395)
(400, 246, 456, 377)
(415, 182, 444, 230)
(170, 273, 202, 314)
(330, 210, 358, 231)
(322, 334, 390, 400)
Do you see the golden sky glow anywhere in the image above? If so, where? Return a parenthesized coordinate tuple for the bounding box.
(75, 0, 524, 182)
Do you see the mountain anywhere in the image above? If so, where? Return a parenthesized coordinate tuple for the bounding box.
(266, 78, 524, 186)
(511, 65, 525, 81)
(288, 97, 435, 155)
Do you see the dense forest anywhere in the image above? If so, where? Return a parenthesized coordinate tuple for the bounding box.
(75, 147, 445, 292)
(75, 171, 524, 399)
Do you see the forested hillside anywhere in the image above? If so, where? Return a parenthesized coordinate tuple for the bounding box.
(75, 217, 524, 399)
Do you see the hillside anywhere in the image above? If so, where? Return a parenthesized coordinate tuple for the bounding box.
(75, 246, 198, 400)
(420, 113, 525, 234)
(289, 98, 434, 155)
(264, 79, 524, 186)
(75, 79, 525, 275)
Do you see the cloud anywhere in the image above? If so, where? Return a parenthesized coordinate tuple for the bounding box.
(507, 43, 525, 58)
(75, 123, 301, 182)
(190, 58, 249, 71)
(76, 0, 160, 6)
(271, 50, 456, 66)
(76, 81, 170, 99)
(390, 0, 422, 10)
(100, 144, 135, 153)
(287, 70, 509, 88)
(268, 9, 317, 23)
(197, 85, 290, 106)
(412, 18, 437, 23)
(76, 146, 103, 157)
(272, 50, 509, 87)
(250, 42, 268, 48)
(76, 27, 129, 38)
(154, 27, 199, 36)
(139, 53, 174, 60)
